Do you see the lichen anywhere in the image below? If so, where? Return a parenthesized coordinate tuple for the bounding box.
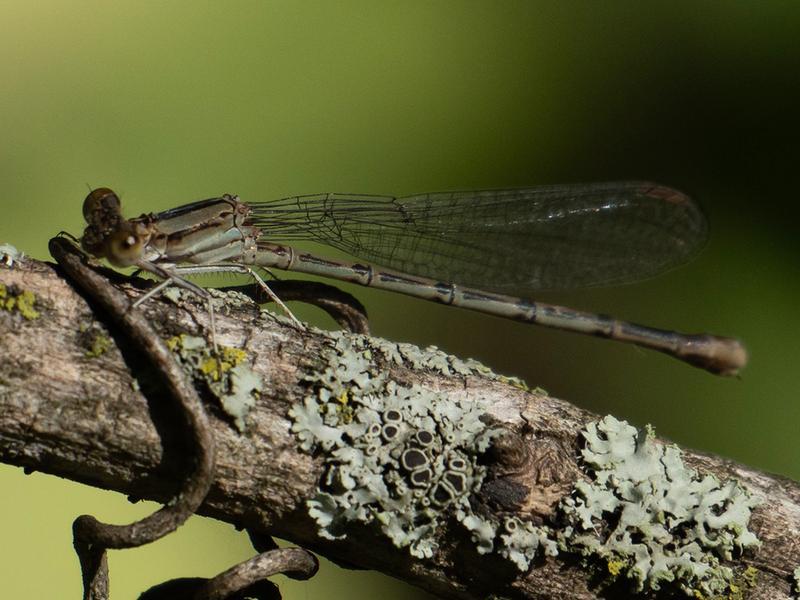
(608, 558, 626, 576)
(738, 565, 759, 593)
(161, 286, 185, 305)
(0, 284, 40, 320)
(497, 516, 559, 569)
(721, 565, 759, 600)
(558, 415, 761, 597)
(85, 332, 112, 358)
(291, 331, 507, 559)
(793, 566, 800, 596)
(327, 330, 531, 390)
(0, 243, 22, 268)
(166, 334, 261, 432)
(289, 331, 760, 585)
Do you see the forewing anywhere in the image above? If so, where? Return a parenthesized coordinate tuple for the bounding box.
(249, 181, 708, 294)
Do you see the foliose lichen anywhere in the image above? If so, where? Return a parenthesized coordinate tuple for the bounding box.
(558, 415, 761, 597)
(497, 515, 559, 569)
(166, 334, 262, 432)
(793, 566, 800, 596)
(290, 330, 516, 559)
(0, 243, 22, 268)
(336, 331, 532, 390)
(289, 331, 761, 588)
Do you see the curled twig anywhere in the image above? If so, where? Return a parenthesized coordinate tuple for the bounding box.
(51, 237, 321, 600)
(50, 236, 216, 598)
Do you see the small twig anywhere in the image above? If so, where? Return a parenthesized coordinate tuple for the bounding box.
(197, 548, 319, 600)
(222, 279, 371, 335)
(139, 578, 281, 600)
(137, 541, 319, 600)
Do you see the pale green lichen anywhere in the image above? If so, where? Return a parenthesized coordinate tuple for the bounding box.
(161, 286, 185, 305)
(292, 331, 553, 568)
(497, 516, 559, 569)
(558, 415, 761, 597)
(793, 566, 800, 595)
(328, 330, 531, 390)
(166, 334, 261, 432)
(291, 331, 504, 559)
(453, 509, 557, 570)
(289, 331, 760, 588)
(0, 243, 22, 268)
(160, 286, 247, 315)
(0, 284, 40, 320)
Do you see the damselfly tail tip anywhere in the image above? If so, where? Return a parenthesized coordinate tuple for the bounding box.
(678, 335, 748, 377)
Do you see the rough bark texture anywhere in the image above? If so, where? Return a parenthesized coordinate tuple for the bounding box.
(0, 255, 798, 599)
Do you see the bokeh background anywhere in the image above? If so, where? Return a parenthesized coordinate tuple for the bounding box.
(1, 2, 798, 598)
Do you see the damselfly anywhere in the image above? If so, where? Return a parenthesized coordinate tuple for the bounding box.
(79, 182, 747, 375)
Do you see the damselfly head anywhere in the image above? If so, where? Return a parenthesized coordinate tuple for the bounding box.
(80, 188, 148, 266)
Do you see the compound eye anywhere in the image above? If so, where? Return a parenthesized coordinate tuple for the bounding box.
(106, 228, 144, 267)
(83, 187, 121, 221)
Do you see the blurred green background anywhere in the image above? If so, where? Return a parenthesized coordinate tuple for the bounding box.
(1, 1, 797, 598)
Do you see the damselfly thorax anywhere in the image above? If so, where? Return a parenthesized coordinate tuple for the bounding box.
(83, 190, 261, 267)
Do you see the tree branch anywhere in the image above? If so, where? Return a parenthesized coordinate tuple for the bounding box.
(0, 253, 798, 599)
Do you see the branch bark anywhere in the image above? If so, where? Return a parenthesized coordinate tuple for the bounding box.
(0, 254, 798, 599)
